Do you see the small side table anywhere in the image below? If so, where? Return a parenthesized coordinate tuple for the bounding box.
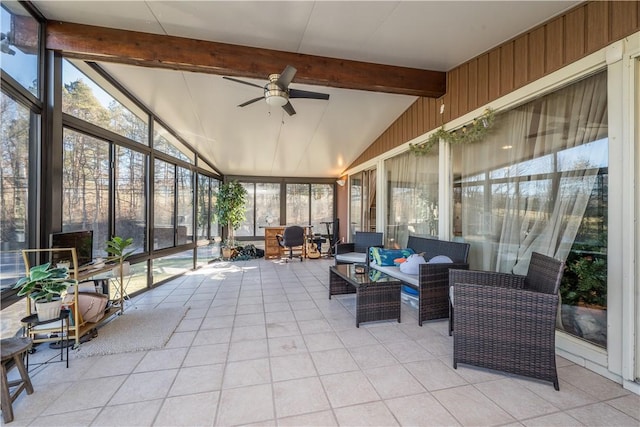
(1, 336, 34, 423)
(20, 309, 70, 370)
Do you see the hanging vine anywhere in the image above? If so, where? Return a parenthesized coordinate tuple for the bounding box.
(409, 108, 496, 156)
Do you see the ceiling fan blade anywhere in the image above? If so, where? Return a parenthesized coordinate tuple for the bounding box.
(276, 65, 297, 89)
(238, 96, 264, 107)
(282, 101, 296, 116)
(289, 88, 330, 100)
(223, 76, 264, 89)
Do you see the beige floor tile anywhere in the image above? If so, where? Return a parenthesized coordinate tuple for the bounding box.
(273, 377, 331, 418)
(108, 369, 177, 405)
(268, 335, 308, 357)
(234, 313, 266, 327)
(40, 376, 126, 416)
(297, 319, 333, 334)
(169, 363, 225, 396)
(134, 346, 188, 372)
(293, 308, 324, 321)
(76, 352, 145, 379)
(277, 410, 338, 426)
(91, 399, 163, 426)
(155, 391, 219, 426)
(566, 402, 639, 427)
(349, 344, 398, 369)
(605, 394, 640, 420)
(320, 371, 380, 408)
(266, 321, 301, 338)
(228, 338, 269, 361)
(364, 364, 426, 399)
(365, 324, 411, 343)
(270, 353, 317, 381)
(384, 339, 435, 363)
(441, 357, 510, 384)
(303, 331, 345, 352)
(475, 379, 560, 419)
(201, 314, 235, 329)
(335, 328, 380, 348)
(559, 365, 630, 400)
(10, 381, 73, 422)
(223, 358, 271, 389)
(416, 334, 453, 356)
(310, 348, 359, 375)
(164, 330, 197, 348)
(231, 324, 267, 341)
(404, 358, 467, 391)
(433, 384, 515, 426)
(216, 384, 274, 426)
(333, 401, 399, 426)
(522, 412, 585, 426)
(386, 392, 461, 427)
(192, 326, 233, 345)
(519, 379, 597, 410)
(184, 342, 229, 366)
(29, 408, 101, 426)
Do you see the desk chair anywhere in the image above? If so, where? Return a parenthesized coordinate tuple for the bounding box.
(276, 226, 305, 261)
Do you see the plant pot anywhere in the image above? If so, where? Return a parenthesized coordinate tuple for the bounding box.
(35, 299, 63, 322)
(112, 261, 131, 277)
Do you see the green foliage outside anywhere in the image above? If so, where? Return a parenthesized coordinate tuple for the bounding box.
(560, 242, 607, 307)
(215, 181, 247, 243)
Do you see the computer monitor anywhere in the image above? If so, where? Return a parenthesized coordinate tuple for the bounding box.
(49, 230, 94, 267)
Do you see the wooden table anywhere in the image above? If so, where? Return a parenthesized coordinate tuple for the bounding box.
(263, 226, 313, 259)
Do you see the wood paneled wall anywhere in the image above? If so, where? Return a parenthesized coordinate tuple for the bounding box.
(349, 1, 639, 170)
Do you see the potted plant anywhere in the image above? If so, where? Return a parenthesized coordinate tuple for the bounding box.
(106, 236, 134, 277)
(215, 181, 248, 259)
(13, 262, 75, 321)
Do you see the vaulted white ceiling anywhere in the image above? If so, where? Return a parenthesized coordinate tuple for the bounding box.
(32, 1, 581, 177)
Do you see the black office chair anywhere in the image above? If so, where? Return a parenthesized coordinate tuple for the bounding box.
(276, 226, 305, 261)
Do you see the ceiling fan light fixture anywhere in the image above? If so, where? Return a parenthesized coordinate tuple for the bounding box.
(265, 91, 288, 107)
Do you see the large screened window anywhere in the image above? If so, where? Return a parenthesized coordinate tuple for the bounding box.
(154, 122, 194, 163)
(176, 166, 193, 245)
(115, 145, 146, 255)
(0, 2, 39, 97)
(453, 71, 608, 348)
(286, 183, 310, 226)
(0, 92, 34, 291)
(236, 182, 255, 237)
(154, 159, 175, 250)
(62, 128, 110, 258)
(62, 59, 149, 145)
(255, 183, 280, 236)
(385, 150, 439, 248)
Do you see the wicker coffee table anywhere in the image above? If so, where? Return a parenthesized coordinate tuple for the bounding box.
(329, 264, 402, 327)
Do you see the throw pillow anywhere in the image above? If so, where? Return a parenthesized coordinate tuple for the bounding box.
(428, 255, 453, 264)
(400, 253, 427, 274)
(369, 247, 415, 266)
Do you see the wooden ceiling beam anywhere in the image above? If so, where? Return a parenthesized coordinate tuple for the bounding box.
(46, 21, 446, 98)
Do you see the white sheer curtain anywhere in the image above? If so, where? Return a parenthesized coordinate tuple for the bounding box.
(456, 72, 608, 273)
(385, 150, 439, 248)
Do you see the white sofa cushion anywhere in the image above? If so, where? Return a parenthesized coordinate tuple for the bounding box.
(335, 252, 367, 264)
(370, 263, 419, 287)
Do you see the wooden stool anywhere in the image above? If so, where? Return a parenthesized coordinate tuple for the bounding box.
(1, 337, 34, 423)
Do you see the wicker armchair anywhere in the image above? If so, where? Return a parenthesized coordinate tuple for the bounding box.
(334, 232, 383, 265)
(448, 252, 565, 390)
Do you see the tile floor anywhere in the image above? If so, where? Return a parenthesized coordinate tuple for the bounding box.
(4, 258, 639, 426)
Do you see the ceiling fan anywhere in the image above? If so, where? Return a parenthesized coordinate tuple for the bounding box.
(223, 65, 330, 116)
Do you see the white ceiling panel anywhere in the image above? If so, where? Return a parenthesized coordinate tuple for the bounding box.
(33, 0, 582, 178)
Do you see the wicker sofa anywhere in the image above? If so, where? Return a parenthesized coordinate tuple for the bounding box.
(370, 236, 470, 326)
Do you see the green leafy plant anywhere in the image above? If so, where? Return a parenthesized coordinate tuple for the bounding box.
(409, 108, 496, 156)
(560, 248, 607, 307)
(215, 181, 248, 244)
(106, 236, 134, 265)
(13, 262, 74, 302)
